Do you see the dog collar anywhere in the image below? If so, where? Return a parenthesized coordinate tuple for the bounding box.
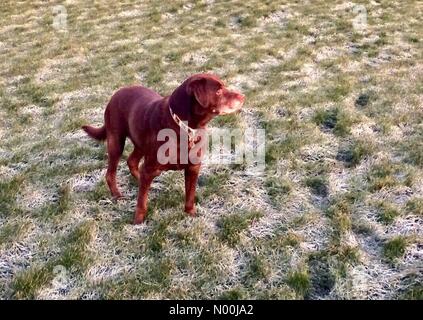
(168, 104, 197, 143)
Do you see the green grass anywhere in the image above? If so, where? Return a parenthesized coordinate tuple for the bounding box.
(304, 176, 328, 197)
(383, 236, 408, 262)
(13, 79, 57, 110)
(355, 92, 371, 108)
(11, 221, 94, 298)
(334, 245, 360, 277)
(367, 161, 399, 191)
(152, 186, 184, 210)
(61, 116, 87, 133)
(337, 139, 374, 167)
(210, 113, 240, 128)
(57, 221, 95, 271)
(103, 258, 173, 299)
(313, 107, 356, 137)
(406, 197, 423, 216)
(198, 170, 230, 199)
(217, 210, 263, 246)
(0, 221, 30, 245)
(279, 232, 303, 248)
(286, 270, 311, 298)
(265, 176, 291, 207)
(400, 284, 423, 300)
(41, 184, 71, 219)
(246, 254, 270, 281)
(218, 288, 245, 300)
(327, 199, 352, 237)
(400, 126, 423, 167)
(323, 79, 351, 103)
(0, 175, 26, 217)
(145, 57, 164, 87)
(266, 138, 298, 163)
(12, 265, 53, 299)
(376, 202, 401, 224)
(308, 245, 360, 285)
(88, 180, 110, 202)
(146, 218, 171, 253)
(263, 118, 315, 164)
(307, 252, 336, 297)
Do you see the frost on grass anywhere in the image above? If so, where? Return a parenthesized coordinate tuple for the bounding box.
(16, 184, 55, 211)
(69, 170, 105, 193)
(35, 56, 88, 85)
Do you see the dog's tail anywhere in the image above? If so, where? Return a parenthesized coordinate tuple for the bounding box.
(82, 125, 107, 141)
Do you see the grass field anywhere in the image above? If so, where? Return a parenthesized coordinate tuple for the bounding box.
(0, 0, 422, 299)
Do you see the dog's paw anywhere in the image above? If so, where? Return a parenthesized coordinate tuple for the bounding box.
(133, 216, 145, 225)
(185, 206, 197, 217)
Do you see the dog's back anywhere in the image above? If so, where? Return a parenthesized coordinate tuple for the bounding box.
(106, 86, 162, 124)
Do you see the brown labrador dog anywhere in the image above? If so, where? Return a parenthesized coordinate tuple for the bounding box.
(82, 74, 245, 224)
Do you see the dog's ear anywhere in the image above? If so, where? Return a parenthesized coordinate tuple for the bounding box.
(187, 77, 212, 108)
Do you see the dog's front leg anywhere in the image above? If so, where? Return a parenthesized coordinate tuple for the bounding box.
(184, 164, 201, 216)
(133, 165, 160, 224)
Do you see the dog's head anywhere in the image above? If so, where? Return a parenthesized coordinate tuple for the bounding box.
(169, 74, 245, 124)
(187, 74, 245, 115)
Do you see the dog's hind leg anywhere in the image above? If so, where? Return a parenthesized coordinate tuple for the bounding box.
(106, 135, 126, 200)
(133, 163, 161, 224)
(127, 147, 144, 181)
